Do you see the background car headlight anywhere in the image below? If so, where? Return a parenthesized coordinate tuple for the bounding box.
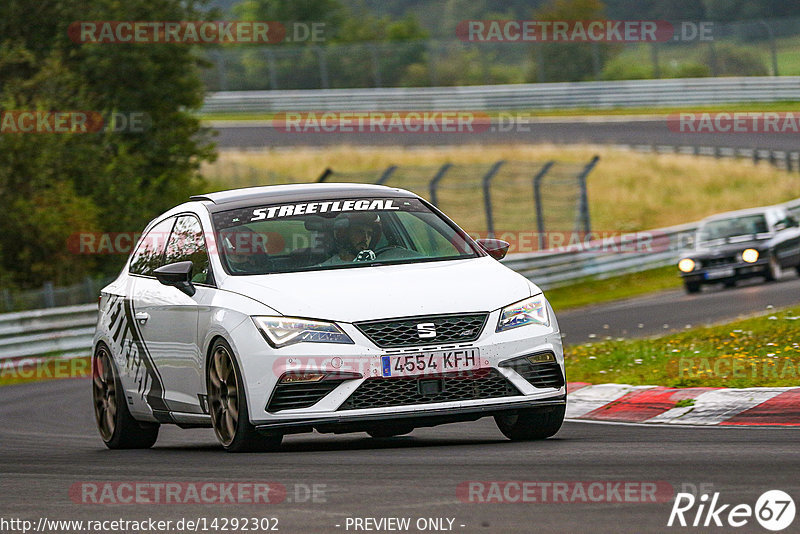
(253, 316, 354, 348)
(497, 294, 549, 332)
(741, 248, 759, 263)
(678, 258, 696, 273)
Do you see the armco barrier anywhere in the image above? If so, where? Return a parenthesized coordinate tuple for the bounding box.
(0, 304, 96, 361)
(2, 198, 799, 362)
(203, 77, 800, 113)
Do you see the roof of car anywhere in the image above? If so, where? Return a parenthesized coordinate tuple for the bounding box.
(702, 205, 783, 222)
(191, 183, 419, 212)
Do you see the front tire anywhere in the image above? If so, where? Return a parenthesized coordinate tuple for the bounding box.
(495, 404, 565, 441)
(765, 255, 783, 281)
(684, 281, 701, 294)
(207, 339, 282, 452)
(92, 344, 159, 449)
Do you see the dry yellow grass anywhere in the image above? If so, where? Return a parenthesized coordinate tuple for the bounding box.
(202, 145, 800, 233)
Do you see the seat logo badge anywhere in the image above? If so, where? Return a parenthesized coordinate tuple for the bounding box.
(416, 323, 436, 339)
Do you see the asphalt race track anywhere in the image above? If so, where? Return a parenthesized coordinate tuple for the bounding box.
(556, 273, 800, 345)
(1, 379, 798, 534)
(213, 117, 800, 150)
(2, 277, 800, 532)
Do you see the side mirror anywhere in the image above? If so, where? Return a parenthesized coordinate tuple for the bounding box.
(476, 238, 510, 260)
(154, 261, 196, 296)
(774, 221, 788, 232)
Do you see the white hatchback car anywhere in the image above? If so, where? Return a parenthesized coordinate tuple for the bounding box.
(93, 184, 566, 452)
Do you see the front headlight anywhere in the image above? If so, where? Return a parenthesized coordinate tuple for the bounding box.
(497, 294, 550, 332)
(678, 258, 696, 273)
(253, 316, 354, 348)
(741, 248, 759, 263)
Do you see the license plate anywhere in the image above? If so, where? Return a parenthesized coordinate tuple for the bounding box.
(381, 348, 481, 377)
(705, 267, 735, 280)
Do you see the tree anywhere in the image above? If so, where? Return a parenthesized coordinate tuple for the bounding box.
(0, 0, 216, 288)
(531, 0, 618, 82)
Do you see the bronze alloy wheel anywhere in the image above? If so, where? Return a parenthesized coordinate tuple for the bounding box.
(208, 344, 240, 447)
(92, 346, 117, 442)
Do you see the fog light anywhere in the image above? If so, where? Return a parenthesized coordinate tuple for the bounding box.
(678, 258, 696, 273)
(280, 372, 325, 384)
(527, 353, 556, 364)
(741, 248, 759, 263)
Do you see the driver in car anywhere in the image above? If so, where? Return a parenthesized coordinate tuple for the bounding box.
(322, 212, 382, 265)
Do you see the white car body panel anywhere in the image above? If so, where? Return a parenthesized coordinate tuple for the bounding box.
(93, 184, 565, 436)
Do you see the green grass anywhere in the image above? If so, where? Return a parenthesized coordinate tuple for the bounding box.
(545, 266, 682, 312)
(566, 306, 800, 387)
(199, 101, 800, 121)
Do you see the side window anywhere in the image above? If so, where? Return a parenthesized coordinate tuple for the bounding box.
(165, 215, 212, 284)
(129, 217, 175, 276)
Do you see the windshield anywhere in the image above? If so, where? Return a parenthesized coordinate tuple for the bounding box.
(698, 214, 769, 243)
(211, 197, 479, 275)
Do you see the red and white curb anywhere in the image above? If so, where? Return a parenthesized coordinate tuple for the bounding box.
(566, 383, 800, 426)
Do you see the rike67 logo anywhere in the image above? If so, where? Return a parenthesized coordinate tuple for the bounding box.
(668, 490, 795, 531)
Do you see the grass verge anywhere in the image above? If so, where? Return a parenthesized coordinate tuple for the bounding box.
(204, 144, 800, 235)
(545, 266, 681, 312)
(565, 306, 800, 388)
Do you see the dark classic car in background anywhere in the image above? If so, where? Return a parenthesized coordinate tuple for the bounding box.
(678, 206, 800, 293)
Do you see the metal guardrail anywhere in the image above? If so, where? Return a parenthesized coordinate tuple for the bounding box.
(3, 197, 800, 362)
(0, 304, 97, 361)
(203, 77, 800, 113)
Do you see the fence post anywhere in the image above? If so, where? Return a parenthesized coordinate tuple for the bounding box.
(43, 281, 55, 308)
(215, 51, 228, 91)
(375, 165, 397, 185)
(759, 20, 779, 76)
(577, 155, 600, 235)
(481, 161, 506, 238)
(314, 46, 329, 89)
(317, 168, 333, 183)
(1, 288, 11, 312)
(533, 161, 556, 251)
(650, 42, 661, 78)
(590, 42, 601, 80)
(84, 277, 96, 302)
(369, 44, 382, 87)
(428, 163, 452, 207)
(265, 49, 279, 90)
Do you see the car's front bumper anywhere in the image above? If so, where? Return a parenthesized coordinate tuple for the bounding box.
(228, 305, 565, 430)
(680, 259, 768, 284)
(254, 396, 566, 434)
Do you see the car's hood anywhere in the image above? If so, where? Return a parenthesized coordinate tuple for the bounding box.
(220, 257, 536, 323)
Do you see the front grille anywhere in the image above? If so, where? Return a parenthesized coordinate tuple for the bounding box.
(267, 380, 344, 412)
(501, 359, 565, 389)
(355, 313, 488, 348)
(703, 256, 736, 268)
(338, 368, 520, 410)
